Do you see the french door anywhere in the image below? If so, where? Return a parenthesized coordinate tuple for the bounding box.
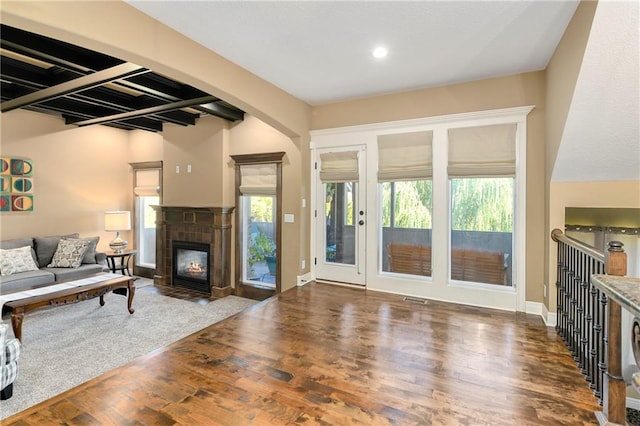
(315, 146, 367, 285)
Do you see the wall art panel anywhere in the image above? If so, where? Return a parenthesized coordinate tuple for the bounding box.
(0, 157, 34, 211)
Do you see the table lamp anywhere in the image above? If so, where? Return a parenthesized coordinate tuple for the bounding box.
(104, 211, 131, 253)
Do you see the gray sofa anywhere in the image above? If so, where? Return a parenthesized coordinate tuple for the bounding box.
(0, 233, 108, 294)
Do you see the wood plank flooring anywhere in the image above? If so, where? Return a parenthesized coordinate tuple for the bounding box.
(4, 282, 600, 425)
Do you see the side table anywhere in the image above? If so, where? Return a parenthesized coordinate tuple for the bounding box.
(106, 250, 137, 277)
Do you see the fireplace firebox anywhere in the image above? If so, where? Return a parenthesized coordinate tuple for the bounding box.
(172, 241, 211, 293)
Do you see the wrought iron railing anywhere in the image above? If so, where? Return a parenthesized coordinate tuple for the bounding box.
(551, 229, 627, 403)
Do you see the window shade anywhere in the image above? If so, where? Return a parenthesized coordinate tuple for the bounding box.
(378, 131, 433, 181)
(319, 151, 359, 182)
(240, 164, 277, 195)
(448, 123, 517, 177)
(134, 169, 160, 196)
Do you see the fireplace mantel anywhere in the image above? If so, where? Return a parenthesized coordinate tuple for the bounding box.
(153, 205, 234, 298)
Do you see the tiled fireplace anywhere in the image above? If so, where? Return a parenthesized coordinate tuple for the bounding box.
(153, 206, 234, 298)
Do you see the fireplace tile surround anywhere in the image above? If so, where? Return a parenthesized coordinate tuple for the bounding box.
(153, 206, 234, 298)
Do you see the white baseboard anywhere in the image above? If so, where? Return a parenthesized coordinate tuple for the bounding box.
(297, 273, 312, 286)
(543, 303, 557, 327)
(526, 301, 557, 327)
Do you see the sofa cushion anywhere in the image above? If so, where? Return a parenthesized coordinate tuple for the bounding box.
(34, 234, 79, 267)
(47, 239, 89, 268)
(0, 246, 40, 276)
(0, 269, 55, 293)
(0, 238, 34, 250)
(43, 263, 105, 283)
(63, 236, 100, 264)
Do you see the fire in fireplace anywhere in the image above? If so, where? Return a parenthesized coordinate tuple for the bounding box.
(172, 241, 211, 293)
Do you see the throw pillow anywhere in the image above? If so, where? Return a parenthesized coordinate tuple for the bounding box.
(63, 236, 100, 264)
(0, 245, 40, 276)
(47, 239, 90, 268)
(35, 233, 80, 267)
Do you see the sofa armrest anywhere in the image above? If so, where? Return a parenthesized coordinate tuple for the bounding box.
(96, 251, 107, 263)
(95, 252, 109, 271)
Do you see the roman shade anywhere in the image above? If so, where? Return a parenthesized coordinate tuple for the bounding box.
(377, 131, 433, 181)
(239, 164, 277, 195)
(134, 169, 160, 196)
(319, 151, 359, 183)
(448, 123, 517, 177)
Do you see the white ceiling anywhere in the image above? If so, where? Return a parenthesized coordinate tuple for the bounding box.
(127, 1, 578, 105)
(127, 0, 639, 183)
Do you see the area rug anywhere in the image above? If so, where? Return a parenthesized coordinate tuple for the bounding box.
(0, 281, 259, 419)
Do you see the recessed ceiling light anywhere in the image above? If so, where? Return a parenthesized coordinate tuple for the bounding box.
(372, 46, 388, 59)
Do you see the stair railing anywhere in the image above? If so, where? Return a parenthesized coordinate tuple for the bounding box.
(551, 228, 627, 403)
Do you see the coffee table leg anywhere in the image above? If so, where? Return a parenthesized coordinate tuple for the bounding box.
(100, 295, 105, 306)
(127, 281, 135, 314)
(11, 309, 24, 342)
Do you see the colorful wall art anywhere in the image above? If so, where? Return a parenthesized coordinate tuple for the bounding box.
(1, 157, 34, 211)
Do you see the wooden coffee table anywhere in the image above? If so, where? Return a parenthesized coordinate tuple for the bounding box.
(3, 274, 135, 341)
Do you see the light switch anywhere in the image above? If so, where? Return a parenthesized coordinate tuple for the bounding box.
(187, 164, 192, 173)
(175, 165, 180, 173)
(284, 214, 294, 223)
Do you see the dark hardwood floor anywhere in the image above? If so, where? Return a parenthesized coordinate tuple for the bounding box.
(4, 282, 601, 425)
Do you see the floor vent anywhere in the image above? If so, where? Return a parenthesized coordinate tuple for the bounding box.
(403, 296, 428, 305)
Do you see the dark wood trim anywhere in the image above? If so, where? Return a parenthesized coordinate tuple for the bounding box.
(129, 161, 163, 170)
(230, 152, 286, 164)
(153, 206, 235, 297)
(231, 152, 285, 298)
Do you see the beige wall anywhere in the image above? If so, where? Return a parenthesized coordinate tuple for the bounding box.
(311, 72, 547, 303)
(0, 110, 133, 251)
(128, 130, 163, 164)
(162, 117, 228, 207)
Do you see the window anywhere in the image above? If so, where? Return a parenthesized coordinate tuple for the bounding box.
(232, 152, 284, 294)
(378, 131, 433, 276)
(130, 162, 162, 277)
(448, 124, 516, 286)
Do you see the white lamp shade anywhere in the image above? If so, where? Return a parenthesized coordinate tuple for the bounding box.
(104, 211, 131, 231)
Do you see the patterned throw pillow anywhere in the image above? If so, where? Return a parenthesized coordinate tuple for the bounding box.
(0, 245, 40, 276)
(47, 239, 90, 268)
(63, 236, 100, 264)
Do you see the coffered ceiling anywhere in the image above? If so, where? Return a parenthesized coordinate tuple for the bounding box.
(0, 24, 245, 133)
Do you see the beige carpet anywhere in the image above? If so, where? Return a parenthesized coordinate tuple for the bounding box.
(0, 279, 259, 420)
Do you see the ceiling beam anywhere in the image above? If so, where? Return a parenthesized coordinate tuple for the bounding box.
(1, 62, 149, 113)
(74, 96, 217, 127)
(195, 102, 245, 121)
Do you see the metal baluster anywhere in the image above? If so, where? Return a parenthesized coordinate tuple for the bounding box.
(597, 290, 608, 403)
(568, 245, 577, 357)
(574, 251, 584, 368)
(557, 241, 567, 340)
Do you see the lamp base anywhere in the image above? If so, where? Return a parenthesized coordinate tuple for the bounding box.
(109, 232, 128, 253)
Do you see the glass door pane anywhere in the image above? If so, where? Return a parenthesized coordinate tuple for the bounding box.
(324, 182, 356, 265)
(242, 195, 276, 287)
(135, 195, 159, 268)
